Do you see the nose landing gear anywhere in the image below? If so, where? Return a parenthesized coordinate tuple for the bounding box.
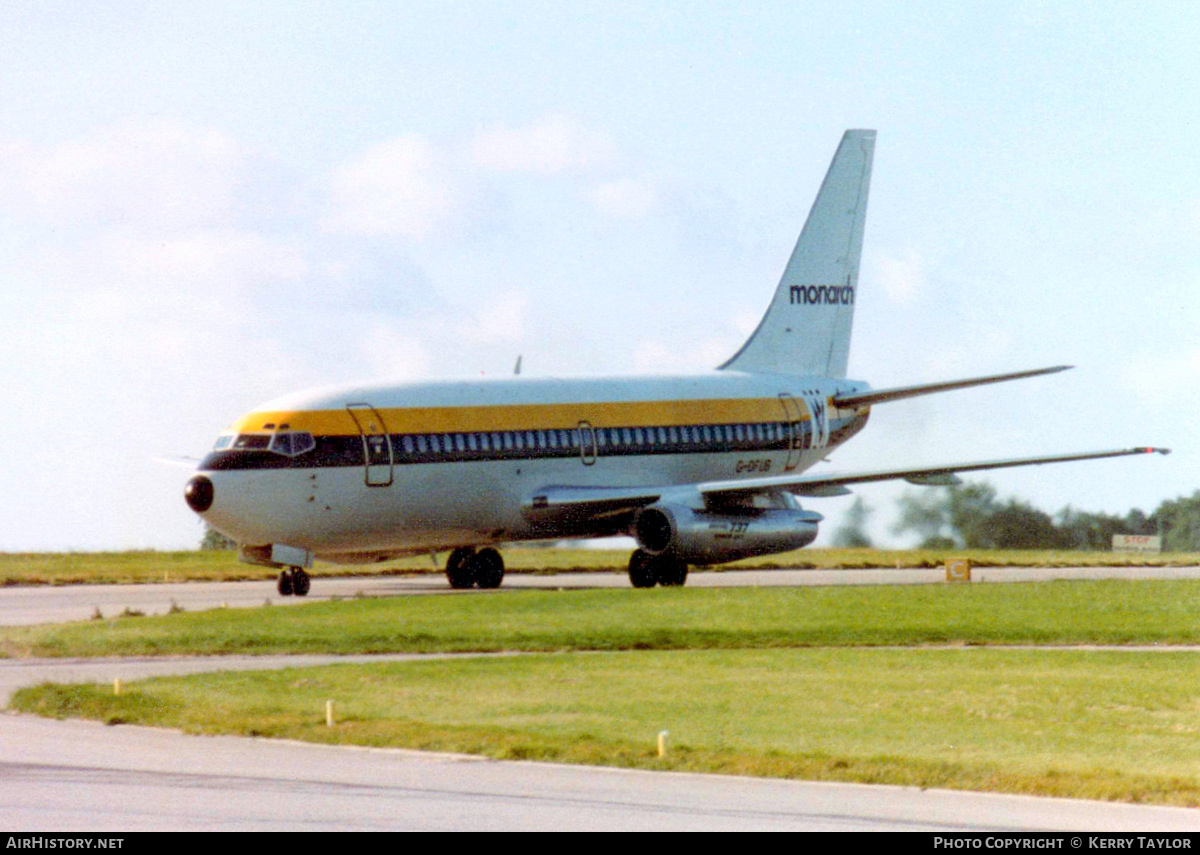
(277, 567, 311, 597)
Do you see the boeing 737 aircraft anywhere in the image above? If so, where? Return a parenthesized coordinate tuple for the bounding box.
(184, 130, 1168, 595)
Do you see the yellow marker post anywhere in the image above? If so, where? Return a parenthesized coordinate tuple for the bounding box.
(945, 558, 971, 582)
(113, 678, 121, 696)
(657, 730, 669, 758)
(326, 700, 335, 727)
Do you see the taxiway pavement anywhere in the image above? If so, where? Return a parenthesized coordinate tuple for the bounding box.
(3, 567, 1199, 830)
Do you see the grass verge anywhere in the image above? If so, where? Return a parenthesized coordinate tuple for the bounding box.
(6, 579, 1200, 658)
(13, 648, 1200, 806)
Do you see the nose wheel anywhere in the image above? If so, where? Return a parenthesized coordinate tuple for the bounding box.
(277, 567, 311, 597)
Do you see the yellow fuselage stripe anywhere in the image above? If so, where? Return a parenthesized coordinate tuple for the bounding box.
(231, 397, 817, 436)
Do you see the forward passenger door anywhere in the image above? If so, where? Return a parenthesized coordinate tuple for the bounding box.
(347, 403, 394, 487)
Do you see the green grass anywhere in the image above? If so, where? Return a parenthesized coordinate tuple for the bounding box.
(14, 648, 1200, 805)
(6, 579, 1200, 659)
(1, 547, 1195, 586)
(11, 570, 1200, 805)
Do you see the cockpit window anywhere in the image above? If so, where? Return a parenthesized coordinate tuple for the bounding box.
(224, 431, 315, 456)
(268, 431, 316, 457)
(213, 435, 234, 451)
(232, 434, 271, 450)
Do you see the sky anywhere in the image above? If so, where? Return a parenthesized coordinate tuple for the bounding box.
(0, 1, 1197, 551)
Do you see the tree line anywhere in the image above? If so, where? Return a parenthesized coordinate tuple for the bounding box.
(835, 485, 1200, 552)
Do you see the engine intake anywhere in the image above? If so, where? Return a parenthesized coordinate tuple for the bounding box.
(633, 504, 821, 565)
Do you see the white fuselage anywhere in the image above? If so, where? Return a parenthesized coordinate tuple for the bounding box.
(194, 371, 869, 564)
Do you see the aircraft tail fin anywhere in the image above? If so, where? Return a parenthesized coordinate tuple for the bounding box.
(719, 129, 875, 378)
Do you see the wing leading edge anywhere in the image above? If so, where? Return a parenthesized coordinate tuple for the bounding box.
(522, 447, 1170, 523)
(698, 446, 1171, 500)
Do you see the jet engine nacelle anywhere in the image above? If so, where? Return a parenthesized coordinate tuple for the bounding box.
(633, 504, 821, 565)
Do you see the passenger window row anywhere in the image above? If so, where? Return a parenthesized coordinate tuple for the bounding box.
(211, 414, 864, 469)
(391, 422, 804, 463)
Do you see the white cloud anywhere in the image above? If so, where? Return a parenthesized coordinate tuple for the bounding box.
(323, 134, 457, 239)
(347, 291, 532, 382)
(112, 230, 306, 287)
(465, 290, 529, 344)
(1119, 348, 1200, 407)
(320, 117, 631, 241)
(357, 324, 435, 380)
(631, 336, 737, 375)
(593, 178, 656, 218)
(0, 120, 241, 231)
(470, 115, 617, 174)
(23, 229, 307, 324)
(871, 248, 926, 305)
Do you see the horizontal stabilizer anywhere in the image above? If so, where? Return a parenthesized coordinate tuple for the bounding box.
(833, 365, 1072, 409)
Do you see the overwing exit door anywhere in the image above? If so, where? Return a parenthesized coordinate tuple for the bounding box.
(577, 420, 598, 466)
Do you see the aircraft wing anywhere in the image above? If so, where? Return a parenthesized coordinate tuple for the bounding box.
(699, 447, 1171, 500)
(523, 485, 664, 523)
(522, 447, 1170, 523)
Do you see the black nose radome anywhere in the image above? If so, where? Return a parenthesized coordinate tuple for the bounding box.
(184, 476, 214, 513)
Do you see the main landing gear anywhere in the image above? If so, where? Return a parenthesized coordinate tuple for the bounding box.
(277, 567, 311, 597)
(445, 547, 505, 589)
(627, 549, 688, 588)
